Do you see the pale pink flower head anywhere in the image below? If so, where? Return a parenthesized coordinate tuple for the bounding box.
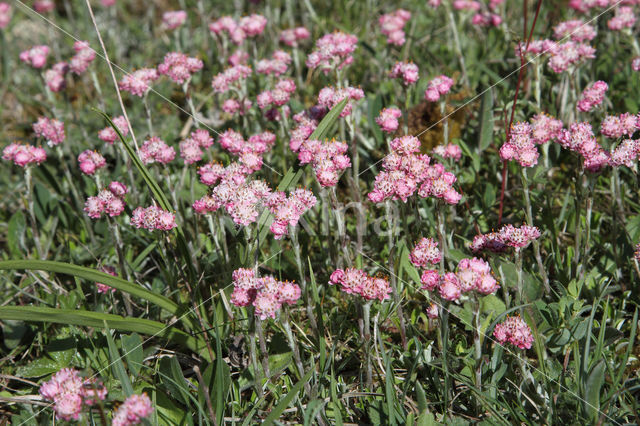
(438, 272, 461, 301)
(140, 136, 175, 164)
(277, 281, 301, 305)
(108, 181, 128, 197)
(456, 257, 499, 294)
(432, 143, 462, 161)
(280, 27, 311, 47)
(577, 80, 608, 112)
(163, 10, 187, 30)
(19, 45, 50, 68)
(426, 303, 439, 319)
(633, 57, 640, 71)
(33, 0, 55, 12)
(39, 368, 107, 421)
(424, 75, 454, 102)
(610, 139, 640, 167)
(420, 269, 440, 291)
(211, 64, 252, 93)
(98, 115, 129, 144)
(608, 6, 636, 31)
(553, 20, 596, 42)
(179, 138, 203, 165)
(376, 107, 402, 133)
(410, 237, 442, 268)
(78, 150, 106, 175)
(158, 52, 203, 84)
(379, 9, 411, 46)
(239, 14, 267, 37)
(557, 122, 610, 172)
(33, 117, 65, 146)
(0, 3, 12, 29)
(96, 266, 117, 293)
(530, 113, 563, 144)
(453, 0, 481, 11)
(317, 86, 364, 117)
(498, 224, 541, 249)
(471, 13, 502, 27)
(44, 62, 68, 92)
(130, 206, 176, 231)
(69, 41, 96, 75)
(119, 68, 159, 97)
(390, 61, 419, 85)
(600, 113, 640, 139)
(493, 316, 534, 349)
(100, 0, 116, 6)
(306, 31, 358, 74)
(112, 393, 154, 426)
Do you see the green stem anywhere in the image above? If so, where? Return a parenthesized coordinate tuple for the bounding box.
(291, 226, 318, 331)
(385, 201, 407, 349)
(24, 167, 43, 259)
(521, 168, 550, 293)
(362, 300, 373, 389)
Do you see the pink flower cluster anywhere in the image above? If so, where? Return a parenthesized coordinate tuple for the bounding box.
(131, 205, 177, 231)
(84, 181, 128, 219)
(409, 237, 442, 268)
(257, 79, 296, 110)
(179, 129, 214, 165)
(19, 45, 50, 68)
(376, 107, 402, 133)
(256, 50, 291, 76)
(209, 14, 267, 45)
(610, 139, 640, 167)
(78, 150, 106, 175)
(162, 10, 187, 30)
(288, 108, 324, 151)
(379, 9, 411, 46)
(500, 122, 540, 167)
(157, 52, 203, 84)
(119, 68, 159, 97)
(306, 31, 358, 74)
(33, 0, 55, 12)
(608, 6, 636, 30)
(329, 268, 392, 301)
(547, 41, 595, 73)
(222, 98, 252, 115)
(96, 266, 117, 294)
(39, 368, 107, 421)
(453, 0, 481, 10)
(0, 2, 11, 29)
(140, 136, 176, 164)
(112, 393, 154, 426)
(44, 62, 69, 92)
(633, 57, 640, 71)
(98, 115, 129, 144)
(211, 64, 252, 93)
(265, 188, 317, 239)
(33, 117, 65, 146)
(493, 316, 534, 349)
(471, 224, 541, 253)
(600, 113, 640, 139)
(368, 136, 461, 204)
(297, 139, 351, 187)
(577, 81, 608, 112)
(530, 113, 564, 144)
(196, 178, 271, 226)
(424, 75, 454, 102)
(471, 13, 502, 27)
(230, 268, 301, 320)
(317, 86, 364, 117)
(2, 143, 47, 167)
(553, 20, 596, 42)
(389, 61, 419, 86)
(432, 143, 462, 161)
(217, 130, 275, 172)
(418, 258, 499, 300)
(279, 27, 311, 47)
(69, 41, 96, 75)
(568, 0, 611, 13)
(196, 161, 246, 187)
(557, 122, 609, 172)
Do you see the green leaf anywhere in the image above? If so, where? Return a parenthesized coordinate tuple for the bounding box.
(584, 360, 605, 420)
(0, 306, 209, 361)
(416, 382, 428, 413)
(308, 97, 348, 141)
(0, 260, 178, 315)
(478, 89, 494, 152)
(121, 333, 144, 377)
(262, 367, 314, 425)
(104, 324, 134, 397)
(16, 357, 62, 378)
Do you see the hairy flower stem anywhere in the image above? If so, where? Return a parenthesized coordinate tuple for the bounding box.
(440, 305, 452, 415)
(281, 306, 309, 394)
(248, 314, 264, 397)
(437, 206, 448, 274)
(581, 178, 594, 282)
(24, 167, 43, 259)
(385, 201, 407, 349)
(572, 170, 584, 279)
(56, 146, 94, 240)
(362, 300, 373, 389)
(330, 187, 350, 267)
(440, 100, 449, 146)
(255, 317, 270, 379)
(515, 248, 524, 309)
(183, 82, 199, 129)
(107, 216, 133, 316)
(291, 226, 318, 331)
(142, 92, 154, 135)
(320, 189, 337, 264)
(206, 215, 226, 263)
(521, 168, 550, 293)
(473, 297, 482, 394)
